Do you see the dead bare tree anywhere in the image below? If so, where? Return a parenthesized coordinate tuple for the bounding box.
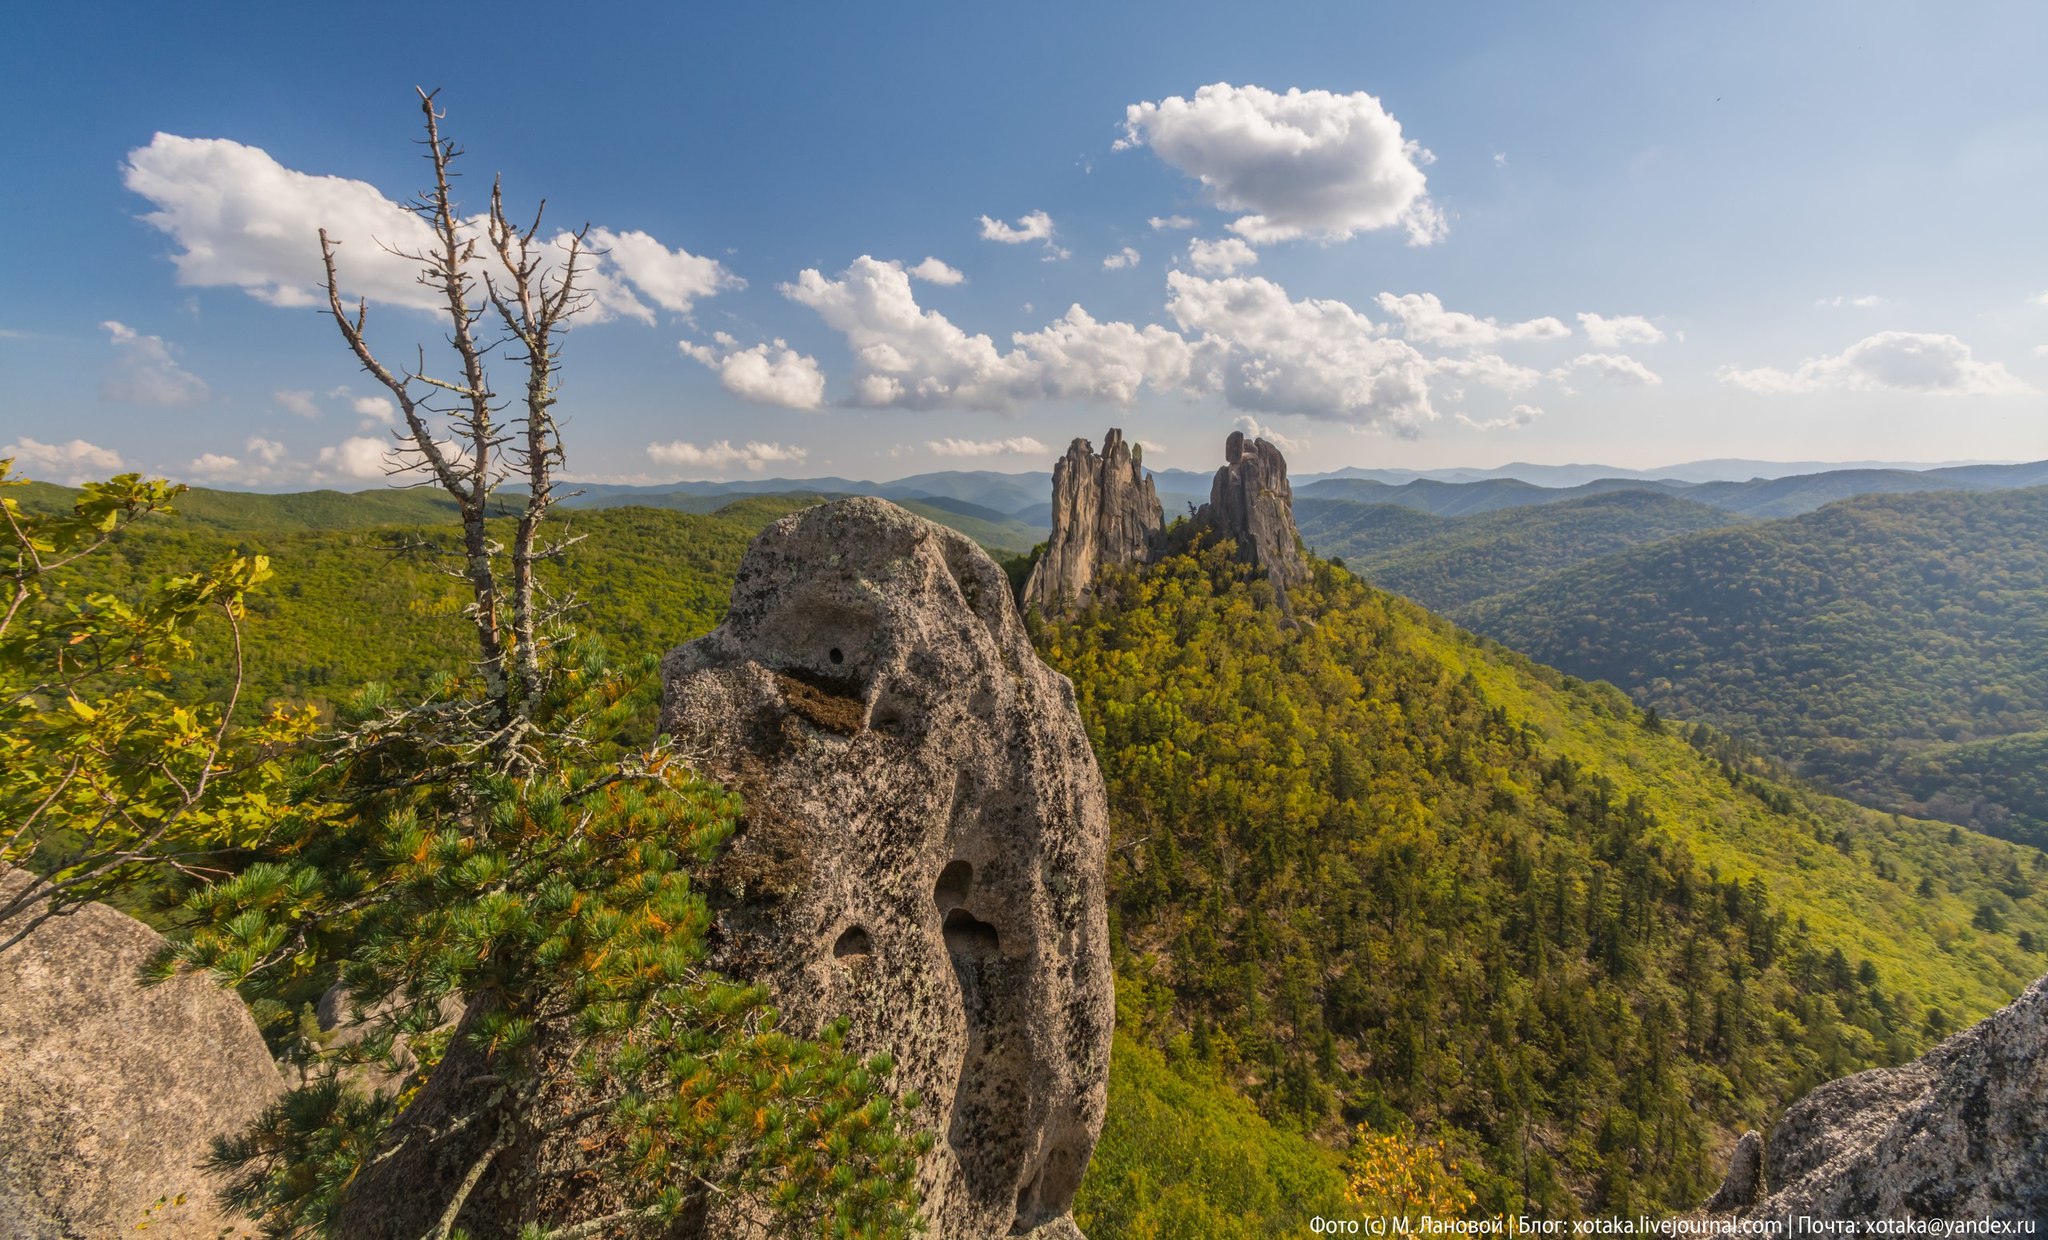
(319, 87, 590, 752)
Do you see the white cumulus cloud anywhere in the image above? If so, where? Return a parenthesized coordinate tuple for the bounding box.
(1147, 215, 1196, 231)
(100, 321, 207, 406)
(978, 210, 1054, 244)
(274, 389, 321, 419)
(585, 227, 744, 316)
(3, 437, 125, 483)
(906, 257, 966, 285)
(352, 395, 396, 426)
(1431, 353, 1549, 393)
(1117, 82, 1445, 246)
(316, 436, 392, 480)
(926, 436, 1050, 458)
(186, 453, 243, 480)
(781, 256, 1190, 410)
(1187, 237, 1258, 275)
(122, 134, 738, 323)
(1718, 331, 2033, 395)
(1102, 246, 1141, 271)
(1164, 271, 1437, 431)
(246, 436, 288, 465)
(1376, 293, 1569, 347)
(1568, 353, 1663, 386)
(1230, 415, 1307, 453)
(645, 439, 809, 475)
(1456, 404, 1543, 431)
(679, 333, 826, 410)
(1576, 313, 1665, 347)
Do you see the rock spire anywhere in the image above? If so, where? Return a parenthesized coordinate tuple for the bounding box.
(1022, 428, 1163, 614)
(1196, 429, 1309, 605)
(661, 497, 1115, 1239)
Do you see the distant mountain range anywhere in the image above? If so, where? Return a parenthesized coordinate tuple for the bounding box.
(556, 457, 2048, 549)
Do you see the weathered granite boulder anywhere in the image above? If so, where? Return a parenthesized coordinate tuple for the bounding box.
(662, 497, 1115, 1238)
(0, 870, 280, 1239)
(1704, 973, 2048, 1219)
(1022, 428, 1163, 615)
(1196, 430, 1308, 607)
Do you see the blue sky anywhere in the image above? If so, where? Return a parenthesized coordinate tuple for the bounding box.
(3, 0, 2045, 487)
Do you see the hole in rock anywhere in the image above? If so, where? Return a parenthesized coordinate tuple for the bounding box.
(934, 860, 972, 912)
(942, 908, 1000, 962)
(832, 925, 872, 960)
(1011, 1140, 1086, 1231)
(828, 647, 844, 665)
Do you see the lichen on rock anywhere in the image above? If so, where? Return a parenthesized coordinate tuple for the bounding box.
(0, 870, 282, 1240)
(1702, 972, 2048, 1219)
(662, 496, 1116, 1238)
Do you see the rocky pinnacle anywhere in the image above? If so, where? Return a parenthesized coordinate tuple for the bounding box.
(662, 498, 1115, 1239)
(1022, 428, 1163, 615)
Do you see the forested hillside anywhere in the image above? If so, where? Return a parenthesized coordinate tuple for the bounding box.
(24, 482, 2048, 1228)
(48, 496, 809, 708)
(1298, 490, 1740, 612)
(1038, 537, 2048, 1215)
(1466, 487, 2048, 846)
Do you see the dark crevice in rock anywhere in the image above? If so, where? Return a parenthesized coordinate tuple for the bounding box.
(832, 925, 872, 960)
(935, 860, 973, 912)
(773, 669, 865, 734)
(942, 907, 1000, 961)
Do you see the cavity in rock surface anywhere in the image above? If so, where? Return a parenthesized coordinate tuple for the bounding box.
(662, 496, 1115, 1238)
(0, 870, 282, 1240)
(1023, 427, 1163, 615)
(1702, 972, 2048, 1218)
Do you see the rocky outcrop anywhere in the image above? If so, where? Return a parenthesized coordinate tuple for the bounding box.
(1196, 430, 1309, 606)
(1022, 429, 1162, 615)
(662, 497, 1115, 1238)
(1704, 973, 2048, 1219)
(0, 870, 280, 1239)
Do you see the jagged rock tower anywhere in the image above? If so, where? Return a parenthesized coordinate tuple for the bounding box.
(661, 498, 1115, 1239)
(1702, 971, 2048, 1218)
(1195, 429, 1309, 608)
(1022, 428, 1163, 614)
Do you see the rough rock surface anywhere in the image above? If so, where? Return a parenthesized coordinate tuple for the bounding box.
(1023, 428, 1162, 615)
(0, 870, 281, 1239)
(662, 497, 1116, 1238)
(1703, 1131, 1765, 1211)
(1195, 431, 1309, 606)
(1704, 972, 2048, 1218)
(314, 983, 466, 1098)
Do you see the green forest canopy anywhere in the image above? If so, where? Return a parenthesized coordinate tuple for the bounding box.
(23, 481, 2048, 1228)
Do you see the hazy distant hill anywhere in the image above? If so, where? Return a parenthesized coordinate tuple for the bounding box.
(15, 480, 463, 531)
(1466, 486, 2048, 846)
(1312, 458, 2017, 487)
(1299, 490, 1743, 612)
(561, 486, 1043, 553)
(1295, 460, 2048, 520)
